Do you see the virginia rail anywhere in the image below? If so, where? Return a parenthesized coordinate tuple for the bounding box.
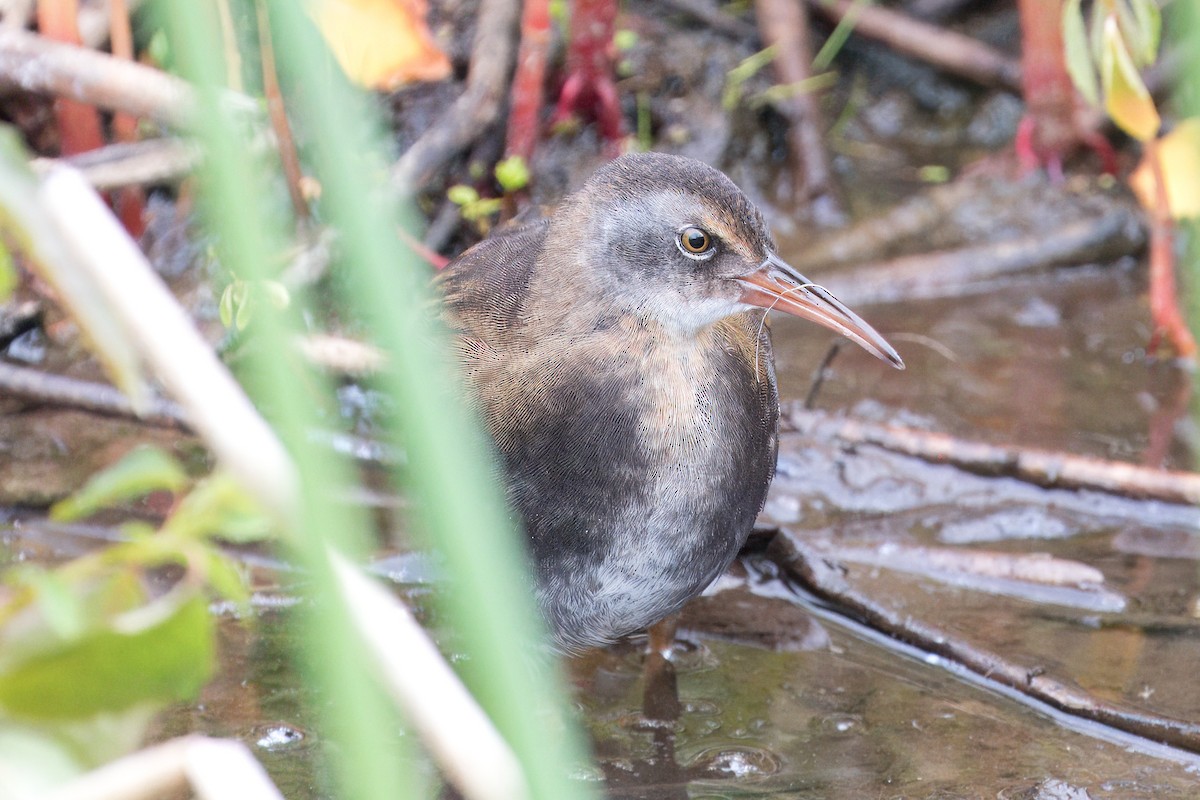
(439, 153, 903, 652)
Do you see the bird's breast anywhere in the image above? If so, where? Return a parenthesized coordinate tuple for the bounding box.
(482, 315, 779, 649)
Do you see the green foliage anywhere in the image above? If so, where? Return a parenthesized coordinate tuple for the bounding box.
(1063, 0, 1162, 141)
(50, 446, 187, 522)
(219, 277, 291, 331)
(0, 445, 268, 791)
(0, 590, 213, 719)
(0, 240, 15, 301)
(494, 155, 530, 194)
(722, 46, 777, 111)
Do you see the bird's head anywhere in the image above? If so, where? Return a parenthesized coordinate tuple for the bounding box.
(550, 152, 903, 369)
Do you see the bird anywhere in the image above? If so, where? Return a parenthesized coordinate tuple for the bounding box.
(437, 152, 903, 652)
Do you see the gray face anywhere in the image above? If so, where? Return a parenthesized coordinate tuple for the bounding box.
(559, 153, 778, 332)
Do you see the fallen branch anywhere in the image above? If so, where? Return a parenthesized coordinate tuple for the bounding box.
(769, 531, 1200, 754)
(0, 360, 191, 429)
(33, 138, 202, 191)
(44, 735, 285, 800)
(821, 206, 1145, 307)
(755, 0, 843, 225)
(0, 26, 195, 127)
(783, 407, 1200, 506)
(391, 0, 520, 191)
(806, 0, 1021, 92)
(794, 176, 994, 269)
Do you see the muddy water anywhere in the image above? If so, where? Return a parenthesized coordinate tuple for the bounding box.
(130, 247, 1200, 798)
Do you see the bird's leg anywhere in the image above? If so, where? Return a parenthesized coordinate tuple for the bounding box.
(641, 614, 682, 722)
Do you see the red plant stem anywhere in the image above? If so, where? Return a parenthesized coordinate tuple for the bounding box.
(1016, 0, 1079, 173)
(553, 0, 623, 147)
(36, 0, 105, 156)
(109, 0, 145, 237)
(1144, 137, 1197, 359)
(256, 0, 309, 222)
(505, 0, 550, 160)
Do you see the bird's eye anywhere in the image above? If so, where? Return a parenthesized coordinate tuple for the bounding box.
(678, 226, 715, 258)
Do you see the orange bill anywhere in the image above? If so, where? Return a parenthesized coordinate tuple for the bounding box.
(737, 253, 904, 369)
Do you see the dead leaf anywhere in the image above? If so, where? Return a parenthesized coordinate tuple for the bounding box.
(311, 0, 451, 90)
(1130, 119, 1200, 219)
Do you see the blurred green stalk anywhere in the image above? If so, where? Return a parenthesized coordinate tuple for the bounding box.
(158, 2, 595, 799)
(159, 4, 418, 800)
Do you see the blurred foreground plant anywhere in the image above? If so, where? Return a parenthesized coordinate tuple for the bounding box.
(0, 446, 269, 797)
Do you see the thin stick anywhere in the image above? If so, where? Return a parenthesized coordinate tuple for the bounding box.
(391, 0, 520, 191)
(784, 407, 1200, 506)
(806, 0, 1022, 92)
(771, 531, 1200, 755)
(43, 736, 285, 800)
(0, 360, 191, 429)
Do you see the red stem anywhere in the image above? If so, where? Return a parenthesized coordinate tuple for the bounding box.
(506, 0, 551, 161)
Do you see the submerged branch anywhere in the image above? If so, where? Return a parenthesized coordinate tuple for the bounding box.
(783, 407, 1200, 506)
(770, 531, 1200, 755)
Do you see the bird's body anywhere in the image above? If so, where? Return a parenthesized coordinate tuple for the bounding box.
(439, 153, 901, 651)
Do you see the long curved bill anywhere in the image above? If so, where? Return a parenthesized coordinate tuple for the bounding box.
(737, 253, 905, 369)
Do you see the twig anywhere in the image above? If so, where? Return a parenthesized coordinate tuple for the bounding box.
(802, 341, 841, 410)
(255, 0, 309, 222)
(109, 0, 147, 237)
(77, 0, 145, 49)
(43, 735, 285, 800)
(0, 360, 191, 429)
(33, 138, 203, 191)
(783, 407, 1200, 506)
(0, 26, 196, 127)
(769, 531, 1200, 754)
(793, 176, 988, 269)
(806, 0, 1022, 92)
(391, 0, 520, 192)
(754, 0, 844, 225)
(820, 206, 1146, 307)
(656, 0, 756, 38)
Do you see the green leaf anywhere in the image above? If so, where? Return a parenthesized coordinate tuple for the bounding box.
(447, 185, 478, 206)
(259, 279, 291, 311)
(1114, 0, 1159, 66)
(1100, 15, 1160, 141)
(49, 446, 188, 522)
(1128, 0, 1160, 64)
(203, 547, 252, 609)
(1063, 0, 1099, 107)
(0, 240, 15, 301)
(494, 156, 530, 193)
(163, 471, 274, 543)
(219, 282, 236, 328)
(23, 571, 85, 640)
(0, 592, 214, 720)
(723, 45, 777, 111)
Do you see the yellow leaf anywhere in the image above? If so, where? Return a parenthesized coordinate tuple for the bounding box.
(1100, 15, 1160, 142)
(311, 0, 451, 90)
(1130, 119, 1200, 219)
